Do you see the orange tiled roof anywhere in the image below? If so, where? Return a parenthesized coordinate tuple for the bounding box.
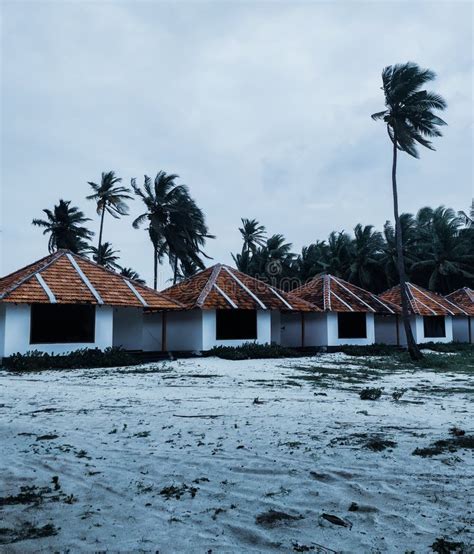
(161, 264, 319, 312)
(0, 250, 182, 310)
(445, 288, 474, 316)
(292, 273, 399, 314)
(379, 283, 467, 316)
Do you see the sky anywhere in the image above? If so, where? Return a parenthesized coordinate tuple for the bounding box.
(1, 0, 473, 288)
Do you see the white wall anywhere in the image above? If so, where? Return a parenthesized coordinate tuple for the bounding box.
(0, 304, 5, 358)
(271, 311, 281, 344)
(142, 312, 163, 351)
(377, 314, 455, 345)
(304, 313, 328, 346)
(112, 307, 144, 350)
(167, 310, 203, 351)
(452, 316, 473, 343)
(2, 304, 114, 357)
(374, 314, 399, 345)
(280, 312, 304, 347)
(327, 312, 375, 346)
(201, 309, 271, 350)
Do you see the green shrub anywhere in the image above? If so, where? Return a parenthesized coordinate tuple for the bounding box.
(207, 342, 302, 360)
(2, 347, 138, 372)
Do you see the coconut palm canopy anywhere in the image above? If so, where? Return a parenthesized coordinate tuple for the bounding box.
(32, 199, 93, 254)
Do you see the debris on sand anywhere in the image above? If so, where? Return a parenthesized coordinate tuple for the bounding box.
(348, 502, 359, 512)
(321, 513, 352, 529)
(256, 509, 304, 527)
(449, 427, 465, 437)
(431, 537, 466, 553)
(253, 397, 264, 405)
(391, 388, 407, 401)
(292, 542, 337, 553)
(36, 434, 59, 441)
(364, 436, 397, 452)
(159, 484, 198, 500)
(0, 522, 58, 545)
(359, 388, 383, 401)
(413, 435, 474, 457)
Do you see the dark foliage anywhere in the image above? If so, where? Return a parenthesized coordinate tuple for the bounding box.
(207, 342, 302, 360)
(231, 203, 473, 294)
(2, 347, 138, 372)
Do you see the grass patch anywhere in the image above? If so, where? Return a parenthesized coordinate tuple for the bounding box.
(0, 522, 58, 545)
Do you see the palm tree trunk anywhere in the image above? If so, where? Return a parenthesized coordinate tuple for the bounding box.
(391, 131, 422, 361)
(153, 246, 158, 290)
(97, 207, 106, 264)
(173, 257, 178, 285)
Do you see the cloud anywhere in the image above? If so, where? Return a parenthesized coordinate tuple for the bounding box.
(1, 1, 472, 286)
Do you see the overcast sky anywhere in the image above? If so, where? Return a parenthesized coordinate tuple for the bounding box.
(1, 0, 473, 287)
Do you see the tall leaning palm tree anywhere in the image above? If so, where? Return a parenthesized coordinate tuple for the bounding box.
(87, 171, 133, 263)
(372, 62, 447, 360)
(32, 199, 93, 253)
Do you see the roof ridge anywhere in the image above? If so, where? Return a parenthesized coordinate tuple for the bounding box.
(196, 264, 222, 307)
(0, 250, 66, 301)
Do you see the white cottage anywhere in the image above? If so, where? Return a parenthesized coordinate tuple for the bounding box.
(0, 250, 181, 358)
(290, 274, 398, 347)
(378, 282, 466, 345)
(445, 288, 473, 343)
(156, 264, 316, 351)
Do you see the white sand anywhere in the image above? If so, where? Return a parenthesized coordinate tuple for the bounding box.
(0, 353, 472, 553)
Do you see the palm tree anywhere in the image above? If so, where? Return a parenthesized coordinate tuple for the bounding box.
(120, 267, 145, 284)
(458, 199, 474, 229)
(32, 199, 93, 253)
(89, 241, 121, 271)
(411, 206, 474, 292)
(295, 241, 328, 283)
(323, 231, 352, 277)
(372, 62, 447, 360)
(381, 213, 417, 288)
(347, 224, 384, 290)
(239, 218, 267, 256)
(87, 171, 133, 264)
(132, 171, 213, 288)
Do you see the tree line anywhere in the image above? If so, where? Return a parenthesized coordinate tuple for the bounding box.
(231, 204, 474, 296)
(32, 171, 213, 288)
(30, 61, 469, 360)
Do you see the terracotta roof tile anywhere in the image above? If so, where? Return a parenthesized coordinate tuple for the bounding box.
(445, 288, 474, 316)
(292, 273, 398, 314)
(379, 283, 467, 316)
(0, 250, 182, 310)
(161, 264, 319, 312)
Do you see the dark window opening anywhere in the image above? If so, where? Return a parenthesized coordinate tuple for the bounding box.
(30, 304, 95, 344)
(216, 309, 257, 340)
(423, 316, 446, 338)
(338, 312, 367, 339)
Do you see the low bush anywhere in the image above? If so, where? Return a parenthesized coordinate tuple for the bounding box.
(359, 387, 383, 400)
(207, 342, 302, 360)
(2, 347, 139, 372)
(338, 344, 400, 357)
